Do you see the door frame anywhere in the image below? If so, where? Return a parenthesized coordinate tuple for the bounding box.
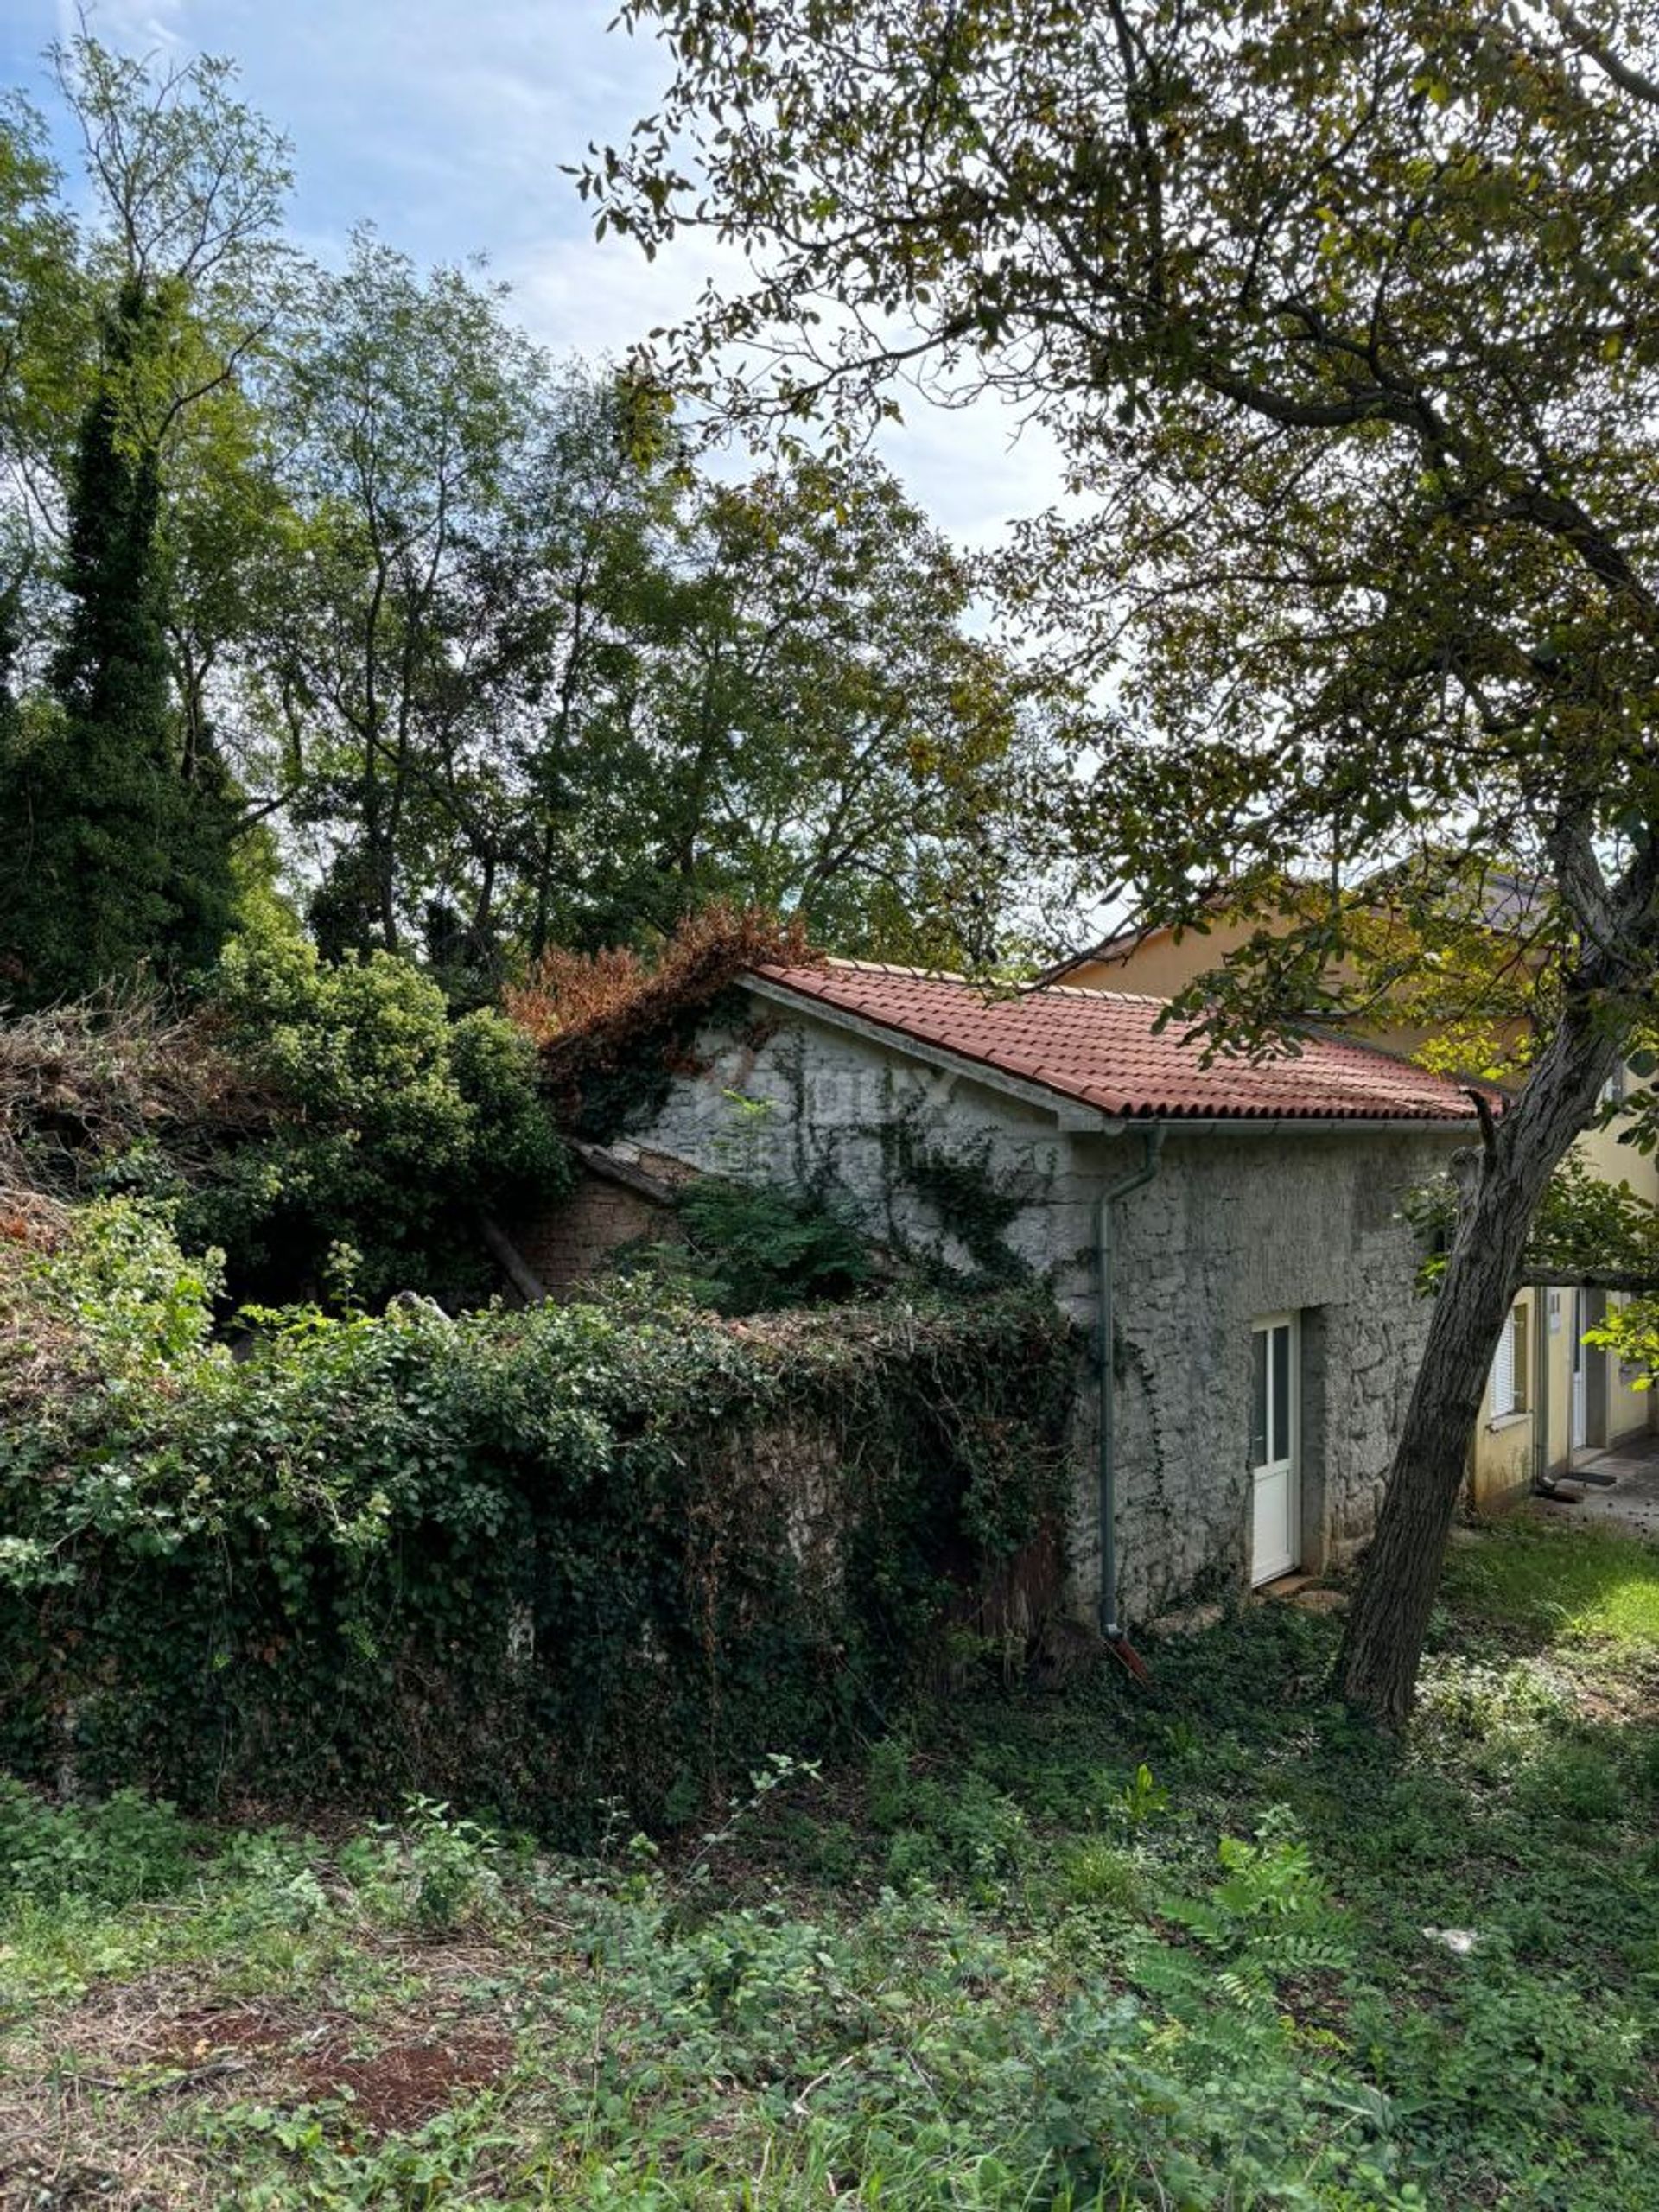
(1571, 1291, 1588, 1452)
(1249, 1311, 1301, 1586)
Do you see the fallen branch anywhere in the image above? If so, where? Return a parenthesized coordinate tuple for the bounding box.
(480, 1212, 549, 1305)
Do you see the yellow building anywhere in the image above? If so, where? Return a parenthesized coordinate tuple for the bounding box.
(1052, 918, 1656, 1506)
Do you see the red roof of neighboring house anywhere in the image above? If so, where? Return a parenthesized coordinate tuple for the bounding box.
(753, 961, 1485, 1125)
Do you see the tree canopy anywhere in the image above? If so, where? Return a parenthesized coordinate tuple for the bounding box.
(590, 0, 1659, 1718)
(591, 0, 1659, 1015)
(0, 30, 1052, 1007)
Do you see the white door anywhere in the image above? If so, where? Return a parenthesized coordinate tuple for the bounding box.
(1250, 1314, 1300, 1585)
(1571, 1292, 1588, 1451)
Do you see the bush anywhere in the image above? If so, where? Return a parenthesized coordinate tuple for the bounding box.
(621, 1176, 874, 1314)
(183, 928, 572, 1303)
(2, 1192, 220, 1376)
(0, 1780, 195, 1907)
(0, 1207, 1073, 1834)
(0, 985, 264, 1205)
(0, 931, 575, 1309)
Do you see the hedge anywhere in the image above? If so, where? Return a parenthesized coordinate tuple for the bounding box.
(0, 1206, 1073, 1834)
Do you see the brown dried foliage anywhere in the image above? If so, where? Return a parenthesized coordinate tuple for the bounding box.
(0, 985, 275, 1205)
(505, 902, 820, 1097)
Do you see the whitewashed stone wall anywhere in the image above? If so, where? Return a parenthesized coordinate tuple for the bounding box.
(1093, 1128, 1458, 1623)
(638, 1001, 1098, 1289)
(626, 991, 1467, 1629)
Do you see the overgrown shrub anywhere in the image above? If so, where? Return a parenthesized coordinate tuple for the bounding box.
(505, 901, 819, 1140)
(0, 1779, 196, 1908)
(0, 1198, 221, 1446)
(0, 1204, 1072, 1834)
(0, 984, 266, 1206)
(182, 928, 572, 1303)
(620, 1176, 874, 1314)
(0, 933, 574, 1307)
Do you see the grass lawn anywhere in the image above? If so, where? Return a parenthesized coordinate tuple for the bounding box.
(1440, 1516, 1659, 1649)
(3, 1515, 1657, 2209)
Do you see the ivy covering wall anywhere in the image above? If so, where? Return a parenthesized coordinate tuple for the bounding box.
(0, 1204, 1072, 1833)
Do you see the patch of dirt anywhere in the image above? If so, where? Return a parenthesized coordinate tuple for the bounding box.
(1288, 1586, 1350, 1616)
(29, 1983, 514, 2145)
(293, 2031, 515, 2135)
(157, 2004, 315, 2063)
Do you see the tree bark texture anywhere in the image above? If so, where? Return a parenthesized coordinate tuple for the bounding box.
(1337, 995, 1625, 1724)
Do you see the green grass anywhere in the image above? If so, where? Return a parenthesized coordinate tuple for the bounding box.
(3, 1517, 1657, 2209)
(1440, 1516, 1659, 1646)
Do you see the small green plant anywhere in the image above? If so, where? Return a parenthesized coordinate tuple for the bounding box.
(1057, 1835, 1143, 1912)
(864, 1735, 914, 1833)
(1515, 1742, 1626, 1825)
(399, 1796, 503, 1932)
(682, 1752, 821, 1887)
(1140, 1813, 1352, 2018)
(1116, 1762, 1171, 1829)
(1157, 1715, 1203, 1764)
(862, 1739, 1032, 1895)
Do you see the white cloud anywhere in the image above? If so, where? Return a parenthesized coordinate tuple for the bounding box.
(57, 0, 191, 54)
(23, 0, 1077, 546)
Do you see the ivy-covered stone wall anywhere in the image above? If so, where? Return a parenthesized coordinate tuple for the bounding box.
(0, 1210, 1071, 1834)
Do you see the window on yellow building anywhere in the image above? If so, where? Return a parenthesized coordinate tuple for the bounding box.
(1491, 1301, 1529, 1419)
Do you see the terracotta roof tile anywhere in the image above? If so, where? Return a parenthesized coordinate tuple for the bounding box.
(752, 960, 1484, 1125)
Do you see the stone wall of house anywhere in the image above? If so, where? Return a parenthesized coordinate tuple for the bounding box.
(1086, 1127, 1459, 1624)
(628, 991, 1469, 1630)
(639, 999, 1097, 1288)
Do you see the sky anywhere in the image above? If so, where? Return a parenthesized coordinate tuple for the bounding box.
(0, 0, 1069, 552)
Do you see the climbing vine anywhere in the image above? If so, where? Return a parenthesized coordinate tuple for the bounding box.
(0, 1200, 1071, 1834)
(882, 1097, 1051, 1287)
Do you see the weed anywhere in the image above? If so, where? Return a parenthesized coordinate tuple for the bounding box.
(1055, 1836, 1143, 1913)
(1, 1522, 1656, 2209)
(398, 1797, 504, 1933)
(1114, 1761, 1170, 1830)
(0, 1780, 195, 1907)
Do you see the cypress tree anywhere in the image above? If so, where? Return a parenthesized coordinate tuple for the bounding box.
(0, 279, 236, 1007)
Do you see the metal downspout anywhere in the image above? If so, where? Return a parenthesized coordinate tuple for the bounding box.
(1533, 1291, 1552, 1496)
(1096, 1125, 1165, 1646)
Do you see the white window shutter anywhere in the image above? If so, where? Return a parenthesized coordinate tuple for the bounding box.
(1492, 1310, 1516, 1416)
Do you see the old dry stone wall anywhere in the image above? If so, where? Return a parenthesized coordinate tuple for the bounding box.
(630, 993, 1465, 1628)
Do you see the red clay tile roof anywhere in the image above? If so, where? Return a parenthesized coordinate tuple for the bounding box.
(753, 961, 1484, 1125)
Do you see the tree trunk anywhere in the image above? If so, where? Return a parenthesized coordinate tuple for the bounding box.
(1337, 994, 1624, 1724)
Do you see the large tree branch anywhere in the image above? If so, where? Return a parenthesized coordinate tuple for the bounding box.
(1548, 2, 1659, 104)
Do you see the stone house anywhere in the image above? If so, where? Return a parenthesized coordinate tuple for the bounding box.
(517, 958, 1485, 1635)
(1049, 909, 1658, 1504)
